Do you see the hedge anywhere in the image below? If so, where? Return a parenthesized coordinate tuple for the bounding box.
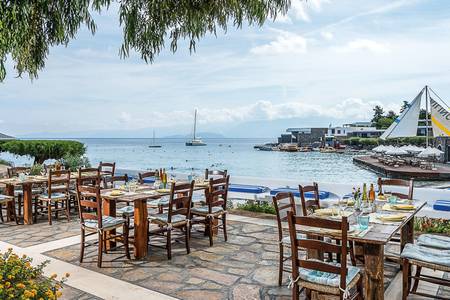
(0, 140, 85, 164)
(344, 136, 430, 147)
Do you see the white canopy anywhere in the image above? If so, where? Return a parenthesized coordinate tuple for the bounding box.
(372, 145, 386, 153)
(385, 148, 409, 156)
(417, 147, 444, 157)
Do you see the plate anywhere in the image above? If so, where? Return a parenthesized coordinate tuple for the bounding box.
(156, 188, 171, 193)
(109, 190, 125, 197)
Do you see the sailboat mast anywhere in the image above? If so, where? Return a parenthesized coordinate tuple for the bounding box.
(425, 85, 429, 147)
(153, 129, 155, 144)
(193, 109, 197, 140)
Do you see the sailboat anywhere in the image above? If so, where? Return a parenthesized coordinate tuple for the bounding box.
(381, 85, 450, 144)
(186, 109, 206, 146)
(148, 129, 162, 148)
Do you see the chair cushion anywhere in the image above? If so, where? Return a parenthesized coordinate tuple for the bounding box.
(148, 199, 169, 206)
(38, 192, 67, 201)
(0, 195, 13, 203)
(298, 260, 360, 287)
(84, 216, 125, 230)
(417, 234, 450, 250)
(401, 243, 450, 267)
(148, 213, 186, 225)
(116, 205, 134, 216)
(191, 206, 224, 215)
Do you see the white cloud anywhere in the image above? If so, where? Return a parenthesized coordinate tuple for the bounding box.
(320, 31, 334, 40)
(250, 30, 307, 55)
(274, 14, 292, 24)
(334, 39, 390, 54)
(289, 0, 330, 22)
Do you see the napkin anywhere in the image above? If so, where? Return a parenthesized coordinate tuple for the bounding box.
(156, 188, 171, 193)
(391, 204, 415, 210)
(109, 190, 124, 196)
(314, 208, 333, 216)
(378, 214, 406, 222)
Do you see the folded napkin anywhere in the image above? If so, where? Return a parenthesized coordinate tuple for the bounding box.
(109, 190, 125, 196)
(156, 188, 171, 193)
(378, 214, 406, 222)
(391, 204, 415, 210)
(314, 208, 334, 216)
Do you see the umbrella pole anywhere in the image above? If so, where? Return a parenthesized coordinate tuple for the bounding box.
(425, 85, 429, 148)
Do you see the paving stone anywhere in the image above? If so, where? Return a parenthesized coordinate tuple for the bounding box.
(191, 268, 239, 286)
(228, 267, 252, 276)
(252, 267, 278, 285)
(176, 290, 224, 300)
(190, 250, 224, 262)
(233, 284, 261, 300)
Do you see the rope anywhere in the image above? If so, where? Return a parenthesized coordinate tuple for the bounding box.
(429, 87, 450, 110)
(287, 275, 300, 289)
(339, 286, 350, 300)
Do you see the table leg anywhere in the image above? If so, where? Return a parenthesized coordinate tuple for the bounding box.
(134, 199, 148, 259)
(102, 199, 116, 249)
(5, 184, 14, 222)
(22, 183, 33, 225)
(364, 243, 384, 300)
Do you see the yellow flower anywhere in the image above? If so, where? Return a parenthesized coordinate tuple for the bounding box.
(5, 281, 10, 288)
(23, 290, 34, 298)
(45, 290, 54, 297)
(16, 283, 25, 289)
(56, 290, 62, 298)
(7, 275, 12, 279)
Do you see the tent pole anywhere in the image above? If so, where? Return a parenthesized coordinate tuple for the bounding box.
(425, 85, 429, 147)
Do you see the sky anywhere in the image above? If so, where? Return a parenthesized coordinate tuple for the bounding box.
(2, 0, 450, 138)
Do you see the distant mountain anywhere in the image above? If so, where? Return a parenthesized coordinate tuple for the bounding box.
(163, 132, 225, 139)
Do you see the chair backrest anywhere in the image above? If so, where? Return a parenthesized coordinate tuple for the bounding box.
(138, 171, 157, 184)
(76, 185, 103, 227)
(287, 212, 349, 295)
(7, 166, 30, 178)
(99, 161, 116, 177)
(77, 167, 101, 186)
(204, 169, 227, 180)
(272, 192, 297, 243)
(299, 182, 320, 216)
(206, 175, 230, 212)
(47, 170, 71, 195)
(377, 177, 414, 199)
(167, 181, 194, 223)
(103, 174, 128, 189)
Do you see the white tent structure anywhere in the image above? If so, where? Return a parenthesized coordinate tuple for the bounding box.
(385, 148, 409, 156)
(418, 147, 444, 158)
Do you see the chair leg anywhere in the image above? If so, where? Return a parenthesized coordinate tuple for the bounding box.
(65, 199, 70, 222)
(80, 228, 85, 263)
(47, 202, 52, 225)
(357, 276, 364, 299)
(278, 244, 284, 286)
(412, 265, 422, 292)
(98, 232, 103, 268)
(103, 232, 107, 254)
(167, 229, 172, 260)
(402, 258, 410, 300)
(123, 225, 131, 259)
(208, 216, 214, 247)
(17, 194, 22, 217)
(349, 242, 357, 266)
(0, 203, 3, 223)
(185, 224, 190, 254)
(222, 213, 227, 242)
(292, 282, 299, 300)
(11, 199, 19, 225)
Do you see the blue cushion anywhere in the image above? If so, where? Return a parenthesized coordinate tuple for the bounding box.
(270, 187, 330, 199)
(117, 205, 134, 216)
(417, 234, 450, 250)
(401, 243, 450, 267)
(148, 213, 186, 224)
(191, 206, 224, 215)
(229, 184, 268, 194)
(298, 260, 360, 287)
(433, 200, 450, 211)
(84, 216, 125, 230)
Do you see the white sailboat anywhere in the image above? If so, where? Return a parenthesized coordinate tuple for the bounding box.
(186, 109, 206, 146)
(148, 129, 162, 148)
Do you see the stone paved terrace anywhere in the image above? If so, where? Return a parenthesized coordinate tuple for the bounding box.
(0, 214, 448, 299)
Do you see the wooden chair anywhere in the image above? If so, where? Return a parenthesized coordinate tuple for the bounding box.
(272, 192, 298, 286)
(99, 161, 116, 177)
(138, 171, 157, 184)
(103, 174, 128, 189)
(377, 178, 414, 200)
(76, 185, 130, 268)
(401, 243, 450, 299)
(299, 183, 357, 266)
(191, 176, 230, 247)
(148, 181, 194, 259)
(287, 212, 363, 300)
(35, 170, 71, 225)
(6, 166, 39, 217)
(204, 169, 227, 180)
(0, 195, 19, 224)
(78, 167, 101, 187)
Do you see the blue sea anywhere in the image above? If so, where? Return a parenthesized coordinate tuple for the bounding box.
(0, 138, 378, 184)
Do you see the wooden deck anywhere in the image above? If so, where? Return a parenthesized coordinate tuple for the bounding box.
(353, 156, 450, 180)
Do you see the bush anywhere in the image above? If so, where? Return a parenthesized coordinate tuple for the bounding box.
(237, 201, 276, 215)
(0, 159, 12, 166)
(0, 140, 85, 165)
(29, 164, 44, 175)
(0, 248, 69, 299)
(414, 217, 450, 234)
(61, 154, 91, 171)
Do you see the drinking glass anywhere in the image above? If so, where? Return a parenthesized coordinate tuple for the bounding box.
(338, 199, 346, 214)
(357, 215, 370, 230)
(388, 195, 398, 205)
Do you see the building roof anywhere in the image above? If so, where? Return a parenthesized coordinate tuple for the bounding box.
(0, 133, 15, 140)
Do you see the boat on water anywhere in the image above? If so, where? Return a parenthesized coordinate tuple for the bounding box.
(148, 130, 162, 148)
(298, 146, 312, 152)
(320, 146, 337, 153)
(186, 109, 206, 146)
(279, 143, 299, 152)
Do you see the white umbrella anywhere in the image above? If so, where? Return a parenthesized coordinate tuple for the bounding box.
(385, 148, 409, 156)
(372, 145, 385, 153)
(418, 147, 444, 158)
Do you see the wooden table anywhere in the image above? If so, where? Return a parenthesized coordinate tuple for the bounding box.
(101, 183, 208, 259)
(297, 201, 426, 300)
(0, 172, 107, 225)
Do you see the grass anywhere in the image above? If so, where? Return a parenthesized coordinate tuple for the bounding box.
(414, 217, 450, 234)
(236, 201, 276, 215)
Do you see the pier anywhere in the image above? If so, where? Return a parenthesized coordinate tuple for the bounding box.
(353, 155, 450, 180)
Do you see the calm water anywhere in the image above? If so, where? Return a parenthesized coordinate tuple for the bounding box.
(1, 138, 377, 184)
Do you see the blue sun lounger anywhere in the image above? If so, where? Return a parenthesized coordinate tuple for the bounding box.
(229, 184, 269, 194)
(433, 200, 450, 212)
(270, 187, 330, 199)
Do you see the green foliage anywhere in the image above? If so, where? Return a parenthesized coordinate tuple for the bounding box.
(414, 217, 450, 234)
(0, 248, 69, 299)
(371, 104, 399, 129)
(0, 0, 289, 81)
(371, 105, 384, 123)
(346, 137, 379, 147)
(382, 136, 429, 146)
(237, 201, 276, 215)
(0, 158, 12, 166)
(29, 163, 44, 176)
(0, 140, 85, 164)
(61, 154, 91, 171)
(376, 116, 396, 129)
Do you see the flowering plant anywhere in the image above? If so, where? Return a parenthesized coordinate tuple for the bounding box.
(0, 248, 69, 299)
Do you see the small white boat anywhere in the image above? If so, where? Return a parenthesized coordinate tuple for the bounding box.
(148, 130, 162, 148)
(186, 109, 206, 146)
